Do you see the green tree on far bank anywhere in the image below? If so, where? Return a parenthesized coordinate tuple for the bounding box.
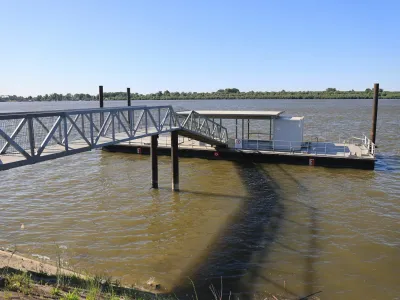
(1, 87, 399, 102)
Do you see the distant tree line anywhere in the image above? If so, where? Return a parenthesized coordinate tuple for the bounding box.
(1, 88, 399, 102)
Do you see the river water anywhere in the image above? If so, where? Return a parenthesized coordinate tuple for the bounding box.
(0, 99, 399, 299)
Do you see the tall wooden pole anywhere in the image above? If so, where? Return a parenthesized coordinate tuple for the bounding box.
(127, 88, 131, 107)
(99, 85, 104, 108)
(99, 85, 104, 127)
(151, 135, 159, 189)
(171, 131, 179, 191)
(371, 83, 379, 144)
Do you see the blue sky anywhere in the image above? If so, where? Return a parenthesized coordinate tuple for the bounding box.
(1, 0, 399, 96)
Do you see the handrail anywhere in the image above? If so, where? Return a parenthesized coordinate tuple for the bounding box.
(0, 105, 229, 169)
(361, 134, 375, 156)
(239, 136, 375, 157)
(180, 110, 229, 144)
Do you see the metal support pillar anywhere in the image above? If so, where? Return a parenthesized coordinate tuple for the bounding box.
(99, 85, 104, 127)
(151, 135, 158, 189)
(127, 87, 131, 125)
(171, 131, 179, 191)
(127, 88, 131, 107)
(371, 83, 379, 144)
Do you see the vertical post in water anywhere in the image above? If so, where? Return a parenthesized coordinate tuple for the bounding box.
(127, 87, 131, 107)
(127, 87, 132, 126)
(371, 83, 379, 144)
(99, 85, 104, 128)
(151, 135, 159, 188)
(171, 131, 179, 191)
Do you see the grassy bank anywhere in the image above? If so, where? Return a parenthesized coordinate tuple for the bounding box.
(0, 250, 320, 300)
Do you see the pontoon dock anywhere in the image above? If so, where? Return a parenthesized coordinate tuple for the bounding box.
(104, 109, 376, 170)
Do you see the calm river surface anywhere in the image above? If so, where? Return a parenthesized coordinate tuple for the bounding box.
(0, 99, 399, 299)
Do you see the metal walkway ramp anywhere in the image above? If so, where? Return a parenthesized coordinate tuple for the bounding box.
(0, 106, 228, 171)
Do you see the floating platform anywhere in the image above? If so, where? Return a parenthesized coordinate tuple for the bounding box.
(103, 136, 376, 170)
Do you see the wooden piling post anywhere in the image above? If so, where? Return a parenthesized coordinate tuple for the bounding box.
(99, 85, 104, 108)
(127, 87, 132, 125)
(127, 88, 131, 107)
(171, 131, 179, 191)
(371, 83, 379, 144)
(99, 85, 104, 127)
(151, 135, 159, 189)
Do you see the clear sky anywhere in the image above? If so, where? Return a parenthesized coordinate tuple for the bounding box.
(1, 0, 399, 96)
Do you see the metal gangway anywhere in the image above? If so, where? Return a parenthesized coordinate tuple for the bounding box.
(0, 105, 228, 171)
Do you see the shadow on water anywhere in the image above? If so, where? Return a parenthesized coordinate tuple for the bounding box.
(275, 165, 319, 297)
(375, 154, 400, 173)
(171, 162, 322, 299)
(172, 161, 289, 299)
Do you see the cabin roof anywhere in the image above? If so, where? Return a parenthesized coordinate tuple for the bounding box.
(176, 110, 284, 119)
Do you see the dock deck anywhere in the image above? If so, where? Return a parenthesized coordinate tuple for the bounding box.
(103, 134, 375, 170)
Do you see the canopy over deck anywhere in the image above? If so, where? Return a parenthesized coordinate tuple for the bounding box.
(176, 110, 284, 119)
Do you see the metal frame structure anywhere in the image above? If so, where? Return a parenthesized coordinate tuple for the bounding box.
(178, 110, 228, 143)
(0, 106, 228, 170)
(234, 133, 375, 158)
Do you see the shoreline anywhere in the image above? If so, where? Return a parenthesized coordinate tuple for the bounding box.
(1, 97, 400, 103)
(0, 249, 166, 299)
(0, 250, 320, 299)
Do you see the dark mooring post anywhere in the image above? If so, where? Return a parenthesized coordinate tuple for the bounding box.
(371, 83, 379, 144)
(99, 85, 104, 127)
(127, 87, 132, 125)
(151, 135, 159, 188)
(127, 87, 131, 107)
(171, 131, 179, 191)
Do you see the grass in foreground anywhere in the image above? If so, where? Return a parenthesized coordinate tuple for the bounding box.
(0, 267, 178, 300)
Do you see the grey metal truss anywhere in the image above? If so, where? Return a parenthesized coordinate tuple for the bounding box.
(0, 105, 228, 170)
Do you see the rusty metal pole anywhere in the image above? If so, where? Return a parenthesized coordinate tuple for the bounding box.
(151, 135, 159, 188)
(99, 85, 104, 127)
(171, 131, 179, 191)
(371, 83, 379, 144)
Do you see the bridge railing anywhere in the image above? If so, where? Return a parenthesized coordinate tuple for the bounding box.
(0, 106, 181, 158)
(179, 110, 229, 144)
(0, 106, 228, 165)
